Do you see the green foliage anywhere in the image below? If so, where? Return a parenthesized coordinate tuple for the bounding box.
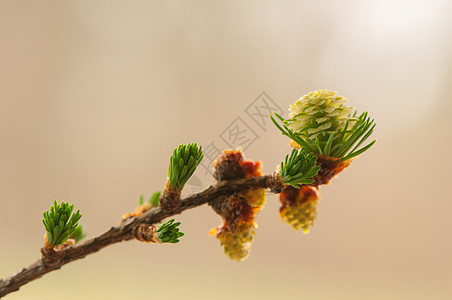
(149, 191, 161, 207)
(168, 143, 204, 190)
(271, 111, 376, 161)
(138, 191, 161, 207)
(69, 225, 86, 243)
(280, 149, 321, 188)
(43, 200, 82, 246)
(157, 219, 184, 243)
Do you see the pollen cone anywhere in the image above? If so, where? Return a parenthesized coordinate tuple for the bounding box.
(279, 185, 320, 233)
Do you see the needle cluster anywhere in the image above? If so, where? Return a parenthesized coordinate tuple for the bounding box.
(168, 143, 204, 189)
(42, 201, 82, 246)
(156, 219, 184, 243)
(280, 148, 320, 188)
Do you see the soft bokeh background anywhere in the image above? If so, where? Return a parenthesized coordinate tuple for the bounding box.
(1, 1, 451, 299)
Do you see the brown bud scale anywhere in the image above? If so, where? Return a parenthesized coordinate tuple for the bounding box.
(160, 179, 182, 212)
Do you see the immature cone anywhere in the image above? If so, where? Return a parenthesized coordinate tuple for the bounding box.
(214, 222, 255, 261)
(209, 149, 265, 261)
(279, 185, 320, 233)
(281, 89, 375, 162)
(288, 89, 353, 142)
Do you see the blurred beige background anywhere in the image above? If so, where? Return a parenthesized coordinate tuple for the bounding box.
(1, 0, 451, 299)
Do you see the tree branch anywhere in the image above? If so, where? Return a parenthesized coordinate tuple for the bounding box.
(0, 175, 269, 298)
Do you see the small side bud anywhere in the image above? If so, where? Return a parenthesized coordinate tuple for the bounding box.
(122, 191, 161, 222)
(133, 219, 184, 244)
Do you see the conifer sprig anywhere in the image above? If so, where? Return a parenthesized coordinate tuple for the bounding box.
(280, 149, 321, 188)
(157, 219, 184, 243)
(42, 201, 82, 246)
(168, 143, 204, 190)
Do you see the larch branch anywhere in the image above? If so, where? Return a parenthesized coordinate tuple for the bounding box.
(0, 175, 269, 298)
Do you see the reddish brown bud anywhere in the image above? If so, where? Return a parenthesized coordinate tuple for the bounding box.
(313, 155, 353, 186)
